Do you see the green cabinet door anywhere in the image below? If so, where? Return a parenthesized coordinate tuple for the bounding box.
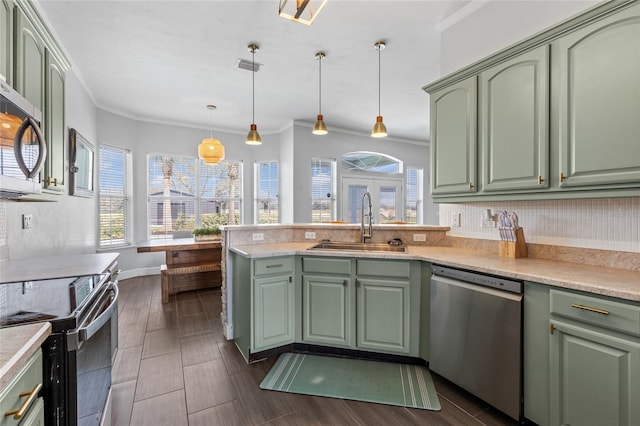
(480, 45, 549, 192)
(550, 319, 640, 426)
(1, 0, 12, 84)
(356, 278, 411, 354)
(429, 76, 477, 195)
(253, 273, 295, 351)
(43, 49, 65, 193)
(14, 6, 44, 111)
(523, 282, 550, 426)
(302, 274, 353, 347)
(556, 3, 640, 188)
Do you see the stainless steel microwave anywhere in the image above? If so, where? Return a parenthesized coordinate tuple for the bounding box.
(0, 81, 46, 199)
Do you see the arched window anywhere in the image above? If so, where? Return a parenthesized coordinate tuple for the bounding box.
(341, 151, 402, 174)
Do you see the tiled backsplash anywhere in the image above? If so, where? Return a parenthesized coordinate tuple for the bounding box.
(439, 198, 640, 253)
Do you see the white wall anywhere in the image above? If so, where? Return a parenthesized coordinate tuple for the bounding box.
(3, 70, 98, 260)
(435, 0, 639, 253)
(439, 0, 601, 75)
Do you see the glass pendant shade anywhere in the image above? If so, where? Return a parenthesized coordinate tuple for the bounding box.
(246, 123, 262, 145)
(198, 137, 225, 164)
(313, 114, 328, 135)
(371, 115, 388, 138)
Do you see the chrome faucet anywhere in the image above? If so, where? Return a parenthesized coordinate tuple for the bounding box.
(361, 191, 373, 243)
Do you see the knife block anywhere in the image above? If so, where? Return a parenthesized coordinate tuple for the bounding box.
(499, 228, 528, 258)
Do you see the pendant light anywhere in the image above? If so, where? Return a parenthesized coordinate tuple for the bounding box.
(371, 41, 388, 138)
(246, 43, 262, 145)
(198, 105, 225, 165)
(312, 51, 328, 135)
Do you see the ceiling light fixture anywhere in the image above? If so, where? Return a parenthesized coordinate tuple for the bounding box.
(371, 41, 388, 138)
(312, 51, 327, 136)
(198, 105, 225, 165)
(246, 43, 262, 145)
(279, 0, 327, 26)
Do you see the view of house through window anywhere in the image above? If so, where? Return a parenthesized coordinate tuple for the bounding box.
(147, 155, 242, 238)
(255, 161, 279, 223)
(311, 158, 337, 223)
(99, 144, 131, 247)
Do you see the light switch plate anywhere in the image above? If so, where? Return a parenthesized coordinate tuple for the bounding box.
(22, 214, 33, 229)
(305, 231, 316, 239)
(252, 233, 264, 241)
(413, 234, 426, 242)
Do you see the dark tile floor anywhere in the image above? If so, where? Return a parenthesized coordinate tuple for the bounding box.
(112, 275, 519, 425)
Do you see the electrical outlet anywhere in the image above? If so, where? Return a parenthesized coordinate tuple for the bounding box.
(451, 213, 460, 227)
(252, 232, 264, 241)
(22, 214, 33, 229)
(413, 234, 426, 242)
(481, 218, 496, 228)
(305, 231, 316, 239)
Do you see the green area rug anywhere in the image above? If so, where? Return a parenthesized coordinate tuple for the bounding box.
(260, 352, 441, 410)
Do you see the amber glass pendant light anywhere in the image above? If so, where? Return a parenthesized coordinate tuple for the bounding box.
(312, 51, 328, 135)
(371, 41, 388, 138)
(198, 105, 225, 164)
(246, 44, 262, 145)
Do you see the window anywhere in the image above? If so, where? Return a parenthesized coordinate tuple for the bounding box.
(99, 145, 131, 248)
(406, 167, 423, 224)
(147, 155, 243, 238)
(341, 151, 401, 173)
(311, 158, 337, 223)
(254, 161, 278, 224)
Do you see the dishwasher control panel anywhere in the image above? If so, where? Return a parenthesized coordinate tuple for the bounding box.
(431, 264, 523, 294)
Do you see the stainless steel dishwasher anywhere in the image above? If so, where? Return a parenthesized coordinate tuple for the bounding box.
(429, 264, 523, 422)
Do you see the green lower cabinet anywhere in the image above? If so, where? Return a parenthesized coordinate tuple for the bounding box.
(253, 273, 295, 351)
(356, 277, 410, 354)
(302, 274, 353, 347)
(550, 319, 640, 426)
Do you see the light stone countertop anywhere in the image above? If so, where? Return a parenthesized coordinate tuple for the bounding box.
(0, 322, 51, 390)
(230, 243, 640, 302)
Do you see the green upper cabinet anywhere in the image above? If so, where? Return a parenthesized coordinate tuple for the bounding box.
(429, 76, 477, 195)
(14, 5, 44, 111)
(556, 2, 640, 188)
(0, 0, 12, 84)
(43, 49, 65, 193)
(480, 45, 549, 192)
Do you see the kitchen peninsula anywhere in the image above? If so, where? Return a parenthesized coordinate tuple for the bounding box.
(223, 223, 640, 425)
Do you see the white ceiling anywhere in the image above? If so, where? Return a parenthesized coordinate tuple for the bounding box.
(37, 0, 470, 141)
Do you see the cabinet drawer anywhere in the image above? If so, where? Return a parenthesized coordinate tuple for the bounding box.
(254, 257, 294, 276)
(357, 259, 410, 278)
(302, 257, 352, 275)
(550, 289, 640, 337)
(0, 349, 43, 426)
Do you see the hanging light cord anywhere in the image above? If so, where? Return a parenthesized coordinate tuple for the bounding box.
(318, 55, 322, 114)
(377, 44, 382, 117)
(252, 48, 256, 124)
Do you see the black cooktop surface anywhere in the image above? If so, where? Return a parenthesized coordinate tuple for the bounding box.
(0, 274, 106, 329)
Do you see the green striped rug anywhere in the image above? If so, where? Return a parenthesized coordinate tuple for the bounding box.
(260, 352, 441, 410)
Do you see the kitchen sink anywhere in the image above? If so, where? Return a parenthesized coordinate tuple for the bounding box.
(307, 241, 407, 253)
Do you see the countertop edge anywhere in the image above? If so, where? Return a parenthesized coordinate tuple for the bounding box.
(229, 243, 640, 302)
(0, 322, 52, 390)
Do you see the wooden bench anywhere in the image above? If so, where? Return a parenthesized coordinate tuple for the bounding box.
(137, 238, 223, 303)
(160, 262, 222, 303)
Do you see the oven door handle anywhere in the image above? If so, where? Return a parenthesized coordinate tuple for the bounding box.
(67, 282, 118, 351)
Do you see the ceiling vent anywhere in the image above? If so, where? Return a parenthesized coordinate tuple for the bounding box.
(238, 59, 261, 72)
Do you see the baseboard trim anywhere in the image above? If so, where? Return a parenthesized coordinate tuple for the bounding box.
(119, 267, 159, 281)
